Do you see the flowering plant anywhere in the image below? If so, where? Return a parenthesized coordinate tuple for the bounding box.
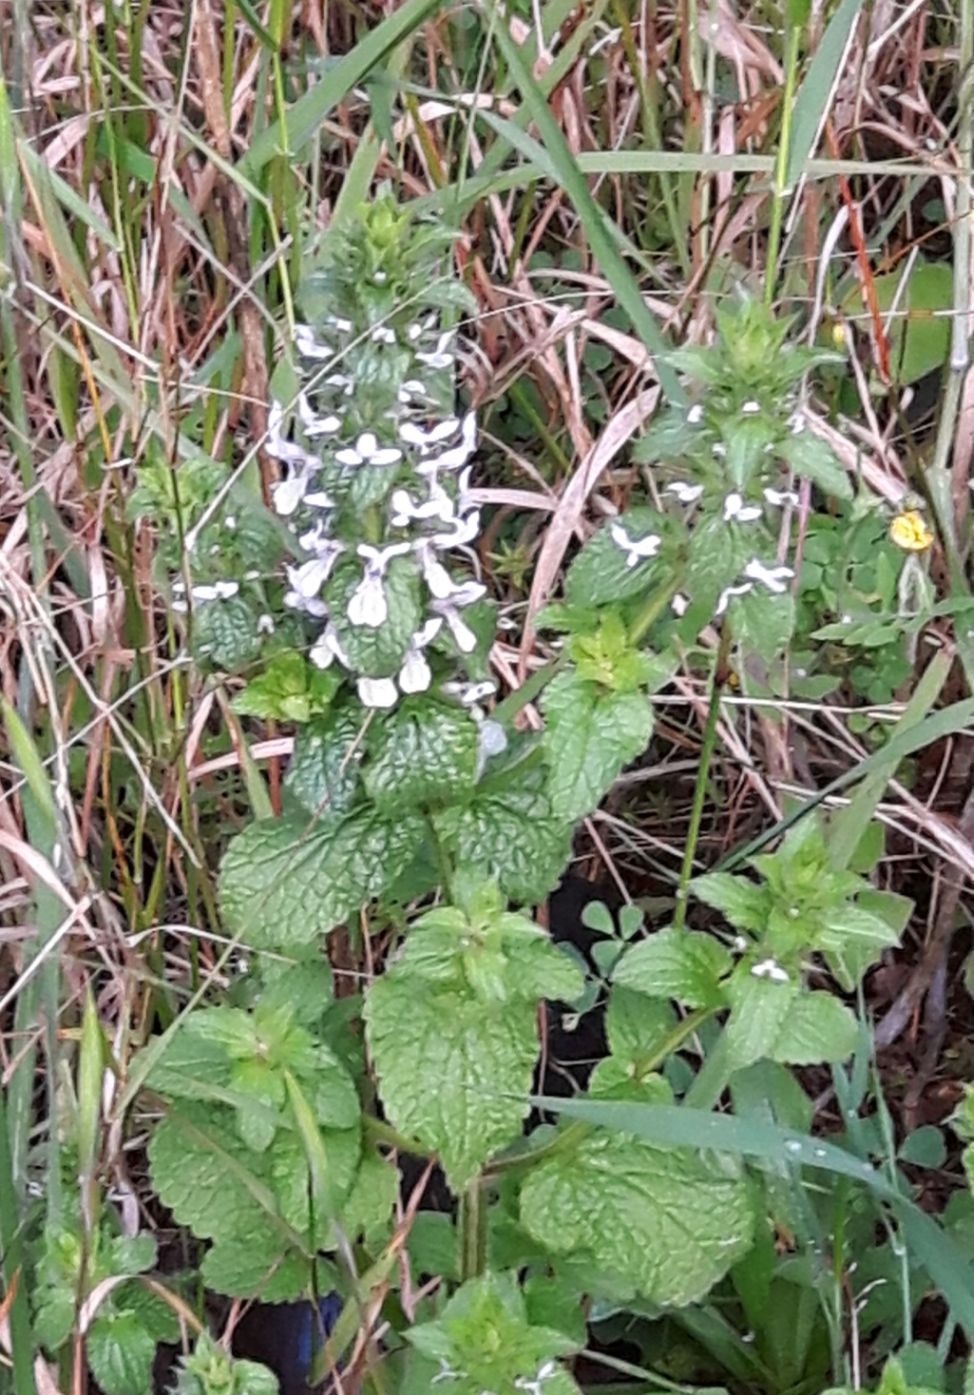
(125, 203, 930, 1395)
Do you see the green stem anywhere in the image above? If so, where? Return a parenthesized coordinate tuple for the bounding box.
(458, 1178, 487, 1280)
(628, 573, 684, 647)
(492, 652, 566, 728)
(0, 1087, 36, 1395)
(673, 623, 733, 930)
(682, 1029, 734, 1110)
(764, 19, 803, 307)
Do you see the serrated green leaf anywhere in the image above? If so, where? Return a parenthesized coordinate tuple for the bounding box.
(817, 903, 902, 990)
(364, 699, 479, 809)
(736, 587, 795, 664)
(87, 1311, 156, 1395)
(684, 513, 753, 612)
(565, 508, 668, 606)
(200, 1235, 312, 1303)
(365, 976, 539, 1191)
(192, 597, 262, 671)
(606, 987, 678, 1063)
(613, 929, 731, 1008)
(691, 872, 769, 932)
(724, 974, 858, 1070)
(232, 651, 339, 722)
(283, 711, 363, 820)
(173, 1333, 281, 1395)
(109, 1234, 157, 1277)
(542, 670, 652, 821)
(434, 782, 571, 906)
(519, 1126, 753, 1305)
(269, 1126, 360, 1243)
(220, 807, 424, 948)
(35, 1290, 75, 1351)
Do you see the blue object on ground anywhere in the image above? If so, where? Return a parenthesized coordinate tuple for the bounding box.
(232, 1292, 343, 1394)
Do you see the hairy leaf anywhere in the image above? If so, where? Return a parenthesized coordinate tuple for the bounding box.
(613, 929, 731, 1008)
(542, 670, 653, 821)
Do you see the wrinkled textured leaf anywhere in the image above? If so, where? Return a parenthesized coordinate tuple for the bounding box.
(818, 904, 902, 991)
(434, 782, 571, 906)
(520, 1126, 753, 1306)
(736, 588, 795, 664)
(364, 700, 479, 809)
(192, 597, 262, 671)
(692, 872, 769, 932)
(606, 987, 678, 1063)
(365, 976, 539, 1191)
(613, 929, 731, 1008)
(542, 670, 653, 821)
(200, 1234, 313, 1302)
(220, 808, 424, 947)
(87, 1311, 156, 1395)
(283, 712, 363, 819)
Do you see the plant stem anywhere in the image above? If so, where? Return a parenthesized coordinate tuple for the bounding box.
(458, 1178, 487, 1280)
(682, 1029, 734, 1110)
(628, 574, 684, 647)
(673, 623, 733, 930)
(764, 18, 803, 307)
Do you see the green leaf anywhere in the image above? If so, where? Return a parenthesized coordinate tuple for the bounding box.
(232, 651, 339, 722)
(35, 1291, 75, 1351)
(565, 508, 668, 606)
(364, 699, 479, 809)
(220, 807, 424, 948)
(109, 1234, 157, 1277)
(606, 987, 678, 1064)
(200, 1232, 313, 1302)
(735, 587, 795, 664)
(87, 1311, 156, 1395)
(365, 976, 539, 1191)
(817, 903, 902, 990)
(406, 1272, 581, 1395)
(519, 1125, 753, 1305)
(724, 974, 858, 1070)
(434, 781, 571, 906)
(172, 1333, 281, 1395)
(691, 871, 769, 932)
(283, 711, 363, 820)
(684, 513, 752, 611)
(613, 930, 731, 1008)
(192, 597, 262, 671)
(542, 670, 652, 821)
(779, 433, 852, 499)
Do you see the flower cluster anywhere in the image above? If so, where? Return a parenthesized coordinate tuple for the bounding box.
(261, 201, 489, 710)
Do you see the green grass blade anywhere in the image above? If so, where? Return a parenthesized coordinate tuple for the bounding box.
(239, 0, 444, 175)
(487, 10, 684, 404)
(785, 0, 865, 191)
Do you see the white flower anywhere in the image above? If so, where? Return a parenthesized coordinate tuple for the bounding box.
(609, 523, 661, 569)
(325, 314, 353, 333)
(371, 325, 396, 344)
(358, 676, 398, 708)
(309, 624, 350, 670)
(714, 582, 753, 616)
(430, 507, 481, 549)
(672, 593, 690, 616)
(348, 572, 388, 627)
(415, 331, 455, 369)
(741, 399, 761, 415)
(187, 580, 239, 602)
(324, 373, 353, 395)
(347, 542, 412, 629)
(415, 543, 456, 599)
(751, 957, 790, 983)
(335, 431, 403, 468)
(399, 417, 460, 450)
(742, 558, 794, 592)
(687, 403, 704, 425)
(431, 581, 486, 653)
(273, 467, 313, 516)
(397, 378, 429, 404)
(257, 614, 275, 635)
(267, 401, 316, 470)
(287, 546, 343, 599)
(390, 485, 455, 529)
(666, 481, 704, 504)
(285, 590, 328, 618)
(399, 646, 431, 694)
(442, 679, 496, 705)
(788, 411, 806, 435)
(296, 394, 341, 438)
(723, 492, 762, 523)
(763, 487, 799, 507)
(417, 412, 477, 473)
(303, 489, 336, 510)
(294, 323, 333, 360)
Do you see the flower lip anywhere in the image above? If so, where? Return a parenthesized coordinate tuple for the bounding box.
(335, 432, 403, 469)
(742, 558, 794, 592)
(723, 492, 762, 523)
(666, 482, 704, 504)
(357, 676, 399, 708)
(609, 523, 662, 568)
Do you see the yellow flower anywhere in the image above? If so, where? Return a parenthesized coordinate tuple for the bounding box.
(889, 509, 933, 553)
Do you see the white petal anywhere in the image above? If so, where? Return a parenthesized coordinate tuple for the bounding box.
(399, 647, 432, 694)
(666, 482, 704, 503)
(715, 582, 753, 616)
(288, 557, 332, 599)
(742, 559, 794, 593)
(763, 487, 799, 507)
(358, 676, 398, 708)
(356, 432, 379, 457)
(741, 400, 761, 415)
(478, 719, 507, 758)
(294, 324, 332, 359)
(214, 581, 239, 599)
(347, 575, 388, 628)
(273, 475, 306, 516)
(443, 608, 478, 653)
(309, 634, 335, 669)
(420, 547, 456, 599)
(304, 491, 335, 509)
(369, 447, 403, 467)
(335, 448, 363, 467)
(190, 585, 220, 601)
(415, 617, 444, 647)
(687, 403, 704, 424)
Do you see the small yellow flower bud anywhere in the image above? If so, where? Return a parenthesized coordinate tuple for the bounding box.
(889, 509, 933, 553)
